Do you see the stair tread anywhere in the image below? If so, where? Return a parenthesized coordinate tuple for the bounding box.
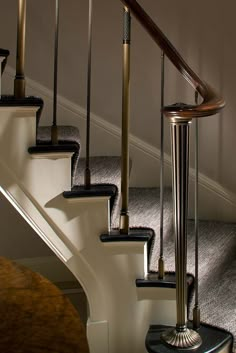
(145, 323, 233, 353)
(37, 125, 80, 147)
(0, 95, 43, 107)
(0, 48, 10, 57)
(28, 144, 79, 154)
(136, 272, 194, 288)
(73, 156, 121, 220)
(100, 227, 154, 243)
(37, 125, 81, 179)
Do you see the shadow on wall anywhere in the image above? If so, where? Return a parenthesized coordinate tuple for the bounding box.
(0, 0, 235, 192)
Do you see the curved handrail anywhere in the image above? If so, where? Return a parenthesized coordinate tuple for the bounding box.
(120, 0, 225, 119)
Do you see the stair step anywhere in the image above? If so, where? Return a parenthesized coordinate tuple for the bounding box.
(36, 125, 81, 177)
(100, 227, 154, 244)
(73, 156, 121, 221)
(28, 144, 78, 155)
(0, 95, 43, 108)
(63, 184, 118, 216)
(136, 272, 194, 289)
(0, 48, 10, 75)
(37, 125, 80, 147)
(145, 323, 233, 353)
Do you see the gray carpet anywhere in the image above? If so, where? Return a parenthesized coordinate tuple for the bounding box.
(128, 187, 236, 350)
(36, 128, 235, 349)
(72, 156, 121, 221)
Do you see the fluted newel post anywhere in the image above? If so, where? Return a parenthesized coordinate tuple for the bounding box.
(120, 6, 131, 234)
(162, 118, 202, 349)
(14, 0, 26, 98)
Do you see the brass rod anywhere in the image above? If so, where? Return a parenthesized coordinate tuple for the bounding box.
(51, 0, 59, 144)
(158, 51, 165, 279)
(119, 7, 131, 234)
(193, 91, 201, 329)
(84, 0, 93, 189)
(14, 0, 26, 98)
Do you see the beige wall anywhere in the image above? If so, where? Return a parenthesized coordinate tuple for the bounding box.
(0, 0, 235, 258)
(1, 0, 235, 193)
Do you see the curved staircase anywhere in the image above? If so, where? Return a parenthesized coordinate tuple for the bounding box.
(0, 1, 235, 352)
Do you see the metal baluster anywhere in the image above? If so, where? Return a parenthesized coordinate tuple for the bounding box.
(14, 0, 26, 98)
(162, 117, 202, 349)
(51, 0, 59, 144)
(158, 51, 165, 279)
(84, 0, 93, 189)
(193, 91, 201, 329)
(119, 7, 131, 234)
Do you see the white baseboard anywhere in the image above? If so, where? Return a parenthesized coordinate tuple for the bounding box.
(3, 66, 236, 222)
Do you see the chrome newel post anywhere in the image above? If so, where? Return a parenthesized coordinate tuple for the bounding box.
(162, 118, 202, 349)
(120, 7, 131, 234)
(84, 0, 93, 189)
(51, 0, 59, 144)
(14, 0, 26, 98)
(158, 51, 165, 279)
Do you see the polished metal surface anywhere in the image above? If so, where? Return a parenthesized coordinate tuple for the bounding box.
(193, 91, 201, 329)
(14, 0, 26, 98)
(158, 51, 165, 279)
(119, 7, 131, 234)
(51, 0, 59, 144)
(85, 0, 93, 189)
(162, 327, 202, 349)
(162, 118, 202, 348)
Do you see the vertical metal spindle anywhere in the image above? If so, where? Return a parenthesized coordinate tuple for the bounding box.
(119, 7, 131, 234)
(84, 0, 93, 189)
(14, 0, 26, 98)
(51, 0, 59, 144)
(193, 91, 201, 329)
(162, 117, 202, 349)
(158, 51, 165, 279)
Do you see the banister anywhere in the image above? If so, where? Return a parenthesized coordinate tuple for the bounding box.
(120, 0, 225, 119)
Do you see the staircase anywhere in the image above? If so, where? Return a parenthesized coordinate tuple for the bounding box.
(0, 1, 235, 353)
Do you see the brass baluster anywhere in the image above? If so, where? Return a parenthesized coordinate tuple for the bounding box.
(119, 6, 131, 234)
(51, 0, 59, 144)
(14, 0, 26, 98)
(158, 51, 165, 279)
(193, 91, 201, 329)
(84, 0, 93, 189)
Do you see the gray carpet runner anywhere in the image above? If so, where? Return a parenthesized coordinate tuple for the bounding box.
(128, 187, 236, 350)
(37, 127, 235, 349)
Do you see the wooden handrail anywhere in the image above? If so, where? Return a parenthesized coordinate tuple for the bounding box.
(120, 0, 225, 119)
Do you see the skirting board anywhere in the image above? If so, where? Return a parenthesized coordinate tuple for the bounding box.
(3, 67, 236, 222)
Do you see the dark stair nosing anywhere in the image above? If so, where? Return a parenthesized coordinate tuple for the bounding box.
(136, 272, 194, 289)
(0, 49, 10, 75)
(0, 48, 10, 57)
(28, 144, 79, 155)
(0, 95, 44, 108)
(63, 184, 118, 217)
(145, 323, 233, 353)
(100, 228, 154, 243)
(63, 184, 118, 199)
